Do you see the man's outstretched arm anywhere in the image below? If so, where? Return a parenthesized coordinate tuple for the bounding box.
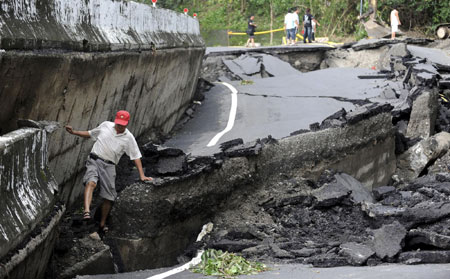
(134, 158, 153, 181)
(65, 125, 91, 138)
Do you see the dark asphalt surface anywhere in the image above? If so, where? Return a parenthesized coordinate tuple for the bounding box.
(79, 263, 450, 279)
(166, 57, 400, 156)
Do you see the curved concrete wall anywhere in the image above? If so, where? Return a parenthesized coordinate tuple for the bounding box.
(0, 0, 203, 51)
(0, 126, 58, 260)
(0, 0, 205, 204)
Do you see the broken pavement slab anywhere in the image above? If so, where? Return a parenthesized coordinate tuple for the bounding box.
(406, 90, 439, 139)
(399, 251, 450, 264)
(408, 45, 450, 71)
(407, 229, 450, 250)
(370, 221, 407, 259)
(397, 132, 450, 181)
(339, 242, 375, 266)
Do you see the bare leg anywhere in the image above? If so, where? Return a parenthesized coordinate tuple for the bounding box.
(100, 199, 112, 228)
(251, 38, 255, 47)
(246, 38, 250, 47)
(392, 32, 396, 39)
(84, 181, 97, 215)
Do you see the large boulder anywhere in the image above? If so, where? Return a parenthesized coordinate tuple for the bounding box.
(406, 90, 439, 139)
(397, 132, 450, 181)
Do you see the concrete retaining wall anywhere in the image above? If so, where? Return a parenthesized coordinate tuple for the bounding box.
(0, 127, 58, 260)
(0, 125, 64, 279)
(0, 0, 203, 51)
(0, 0, 205, 204)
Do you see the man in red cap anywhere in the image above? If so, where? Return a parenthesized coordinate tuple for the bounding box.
(65, 110, 152, 235)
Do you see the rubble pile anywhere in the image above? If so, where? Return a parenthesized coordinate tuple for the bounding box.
(195, 170, 450, 267)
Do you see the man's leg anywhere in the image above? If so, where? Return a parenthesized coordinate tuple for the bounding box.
(303, 28, 308, 43)
(84, 181, 97, 216)
(100, 199, 112, 229)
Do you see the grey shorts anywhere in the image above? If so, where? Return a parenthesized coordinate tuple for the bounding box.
(83, 157, 117, 201)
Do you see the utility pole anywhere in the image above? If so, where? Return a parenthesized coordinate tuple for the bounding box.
(369, 0, 377, 20)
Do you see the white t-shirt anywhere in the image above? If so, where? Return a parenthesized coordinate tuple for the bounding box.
(292, 13, 299, 28)
(390, 10, 399, 26)
(285, 13, 295, 29)
(89, 121, 142, 164)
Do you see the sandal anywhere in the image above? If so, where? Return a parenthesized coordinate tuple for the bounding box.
(98, 225, 109, 239)
(83, 212, 91, 220)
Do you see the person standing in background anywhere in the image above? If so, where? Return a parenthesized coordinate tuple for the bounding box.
(303, 8, 314, 43)
(311, 17, 320, 42)
(284, 8, 294, 45)
(390, 7, 401, 39)
(246, 15, 257, 47)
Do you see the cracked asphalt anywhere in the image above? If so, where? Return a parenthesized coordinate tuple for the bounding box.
(166, 51, 402, 156)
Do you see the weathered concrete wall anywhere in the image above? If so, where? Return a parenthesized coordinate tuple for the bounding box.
(0, 0, 202, 51)
(0, 125, 64, 279)
(0, 0, 205, 204)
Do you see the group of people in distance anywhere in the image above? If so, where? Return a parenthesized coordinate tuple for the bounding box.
(284, 7, 319, 45)
(245, 7, 319, 48)
(246, 5, 402, 48)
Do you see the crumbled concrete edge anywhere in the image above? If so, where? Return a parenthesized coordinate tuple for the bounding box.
(0, 206, 65, 278)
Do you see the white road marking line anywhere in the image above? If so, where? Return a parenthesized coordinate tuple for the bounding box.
(145, 251, 204, 279)
(146, 223, 213, 279)
(207, 82, 238, 147)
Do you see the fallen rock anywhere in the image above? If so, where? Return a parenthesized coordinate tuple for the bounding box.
(406, 90, 439, 139)
(156, 155, 187, 175)
(399, 251, 450, 264)
(371, 221, 406, 259)
(270, 244, 294, 259)
(373, 186, 396, 200)
(429, 152, 450, 174)
(407, 229, 450, 249)
(220, 138, 244, 151)
(403, 201, 450, 227)
(379, 43, 410, 71)
(362, 202, 406, 218)
(397, 132, 450, 181)
(339, 242, 375, 265)
(56, 236, 115, 278)
(223, 140, 262, 157)
(335, 173, 375, 204)
(210, 239, 258, 253)
(312, 184, 351, 208)
(305, 254, 349, 267)
(291, 248, 317, 257)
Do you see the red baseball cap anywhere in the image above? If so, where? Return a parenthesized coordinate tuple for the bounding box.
(114, 110, 130, 126)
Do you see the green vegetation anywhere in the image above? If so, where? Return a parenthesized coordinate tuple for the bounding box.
(191, 249, 268, 277)
(134, 0, 450, 45)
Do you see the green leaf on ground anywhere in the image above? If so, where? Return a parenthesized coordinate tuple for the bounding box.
(191, 249, 268, 278)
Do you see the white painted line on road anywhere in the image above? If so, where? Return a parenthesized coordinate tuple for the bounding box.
(145, 251, 204, 279)
(207, 82, 238, 147)
(146, 223, 213, 279)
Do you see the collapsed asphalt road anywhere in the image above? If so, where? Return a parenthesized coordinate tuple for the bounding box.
(52, 39, 450, 278)
(166, 51, 401, 156)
